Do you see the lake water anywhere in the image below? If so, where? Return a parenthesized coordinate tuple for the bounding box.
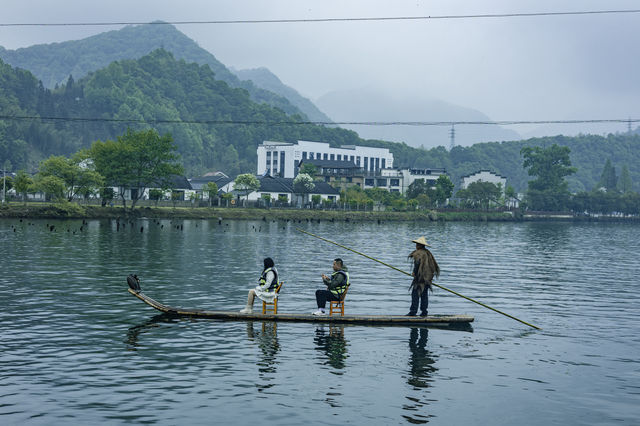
(1, 218, 639, 425)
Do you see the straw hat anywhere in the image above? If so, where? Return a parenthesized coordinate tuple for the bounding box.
(411, 236, 430, 247)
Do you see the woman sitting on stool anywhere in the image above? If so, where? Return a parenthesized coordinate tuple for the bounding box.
(239, 257, 279, 314)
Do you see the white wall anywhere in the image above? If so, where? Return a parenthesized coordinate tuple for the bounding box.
(257, 140, 394, 178)
(461, 171, 507, 193)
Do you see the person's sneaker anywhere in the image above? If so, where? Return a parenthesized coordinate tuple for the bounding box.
(312, 309, 326, 316)
(419, 312, 428, 317)
(405, 312, 416, 316)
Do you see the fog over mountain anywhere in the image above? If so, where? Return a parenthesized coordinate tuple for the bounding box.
(316, 88, 521, 148)
(2, 0, 639, 147)
(231, 66, 332, 123)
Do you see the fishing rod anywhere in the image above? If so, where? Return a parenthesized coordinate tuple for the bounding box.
(296, 228, 541, 330)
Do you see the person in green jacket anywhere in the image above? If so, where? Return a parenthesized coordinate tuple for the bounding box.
(313, 258, 350, 316)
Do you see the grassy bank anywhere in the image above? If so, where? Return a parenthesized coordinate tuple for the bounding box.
(0, 202, 519, 222)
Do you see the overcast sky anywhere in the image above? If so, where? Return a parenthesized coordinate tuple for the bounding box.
(2, 0, 639, 137)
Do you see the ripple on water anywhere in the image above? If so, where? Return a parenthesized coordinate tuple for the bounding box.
(1, 219, 640, 424)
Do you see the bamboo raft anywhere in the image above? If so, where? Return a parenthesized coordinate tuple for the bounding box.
(127, 288, 474, 328)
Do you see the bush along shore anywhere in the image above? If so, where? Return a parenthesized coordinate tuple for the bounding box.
(0, 202, 524, 222)
(1, 202, 637, 222)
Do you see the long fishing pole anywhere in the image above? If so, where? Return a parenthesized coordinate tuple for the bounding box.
(297, 228, 541, 330)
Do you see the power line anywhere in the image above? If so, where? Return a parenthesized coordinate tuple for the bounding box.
(0, 114, 638, 127)
(1, 10, 640, 27)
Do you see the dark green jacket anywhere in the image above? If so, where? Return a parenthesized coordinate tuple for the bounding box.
(323, 266, 350, 295)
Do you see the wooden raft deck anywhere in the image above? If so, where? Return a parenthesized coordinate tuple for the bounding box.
(128, 288, 474, 327)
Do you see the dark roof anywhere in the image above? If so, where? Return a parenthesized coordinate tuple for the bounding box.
(189, 175, 233, 190)
(299, 159, 360, 169)
(460, 170, 507, 179)
(167, 175, 192, 190)
(258, 175, 340, 195)
(258, 176, 296, 193)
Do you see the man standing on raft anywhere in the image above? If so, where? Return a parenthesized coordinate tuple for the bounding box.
(407, 236, 440, 317)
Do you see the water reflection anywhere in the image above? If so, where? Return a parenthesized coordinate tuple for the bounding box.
(407, 328, 437, 388)
(403, 328, 437, 424)
(314, 325, 349, 372)
(246, 321, 280, 376)
(126, 314, 177, 349)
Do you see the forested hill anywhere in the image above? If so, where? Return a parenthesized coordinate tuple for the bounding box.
(0, 50, 638, 192)
(381, 134, 640, 193)
(0, 23, 303, 117)
(0, 49, 364, 175)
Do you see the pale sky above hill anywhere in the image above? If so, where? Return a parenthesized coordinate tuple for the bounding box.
(1, 0, 639, 138)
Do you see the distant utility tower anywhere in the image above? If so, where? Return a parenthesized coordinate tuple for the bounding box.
(449, 124, 456, 150)
(628, 118, 633, 133)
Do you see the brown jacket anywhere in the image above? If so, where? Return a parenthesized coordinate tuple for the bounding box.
(408, 248, 440, 294)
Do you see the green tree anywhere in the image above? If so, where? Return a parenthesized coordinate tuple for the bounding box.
(2, 160, 12, 202)
(89, 128, 184, 211)
(13, 170, 33, 204)
(204, 182, 219, 206)
(277, 194, 289, 205)
(100, 187, 115, 206)
(149, 188, 164, 206)
(505, 185, 518, 208)
(293, 173, 315, 206)
(415, 193, 431, 209)
(234, 174, 260, 204)
(434, 175, 454, 206)
(311, 194, 322, 207)
(33, 174, 66, 201)
(521, 144, 576, 211)
(618, 164, 633, 193)
(457, 181, 502, 210)
(1, 175, 13, 194)
(299, 163, 317, 177)
(221, 192, 234, 207)
(598, 159, 618, 192)
(37, 154, 104, 202)
(406, 179, 429, 200)
(364, 187, 390, 207)
(344, 186, 371, 210)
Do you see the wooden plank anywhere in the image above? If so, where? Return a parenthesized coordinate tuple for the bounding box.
(128, 288, 474, 327)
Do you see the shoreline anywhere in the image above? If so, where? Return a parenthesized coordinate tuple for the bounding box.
(1, 203, 638, 222)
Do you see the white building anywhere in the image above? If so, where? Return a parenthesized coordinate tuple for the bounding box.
(233, 175, 340, 206)
(369, 168, 447, 193)
(460, 170, 507, 193)
(257, 140, 393, 178)
(398, 168, 447, 194)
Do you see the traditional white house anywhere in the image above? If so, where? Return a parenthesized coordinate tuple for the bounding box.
(104, 175, 196, 201)
(460, 170, 507, 193)
(188, 174, 234, 201)
(373, 167, 448, 193)
(234, 174, 340, 205)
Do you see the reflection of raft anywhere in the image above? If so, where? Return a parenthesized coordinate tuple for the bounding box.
(127, 288, 474, 328)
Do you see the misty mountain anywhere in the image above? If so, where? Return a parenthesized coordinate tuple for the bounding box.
(316, 88, 521, 149)
(1, 51, 638, 193)
(0, 50, 365, 176)
(232, 67, 332, 124)
(0, 23, 303, 117)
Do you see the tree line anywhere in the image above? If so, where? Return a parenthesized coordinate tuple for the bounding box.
(3, 129, 639, 216)
(2, 49, 640, 199)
